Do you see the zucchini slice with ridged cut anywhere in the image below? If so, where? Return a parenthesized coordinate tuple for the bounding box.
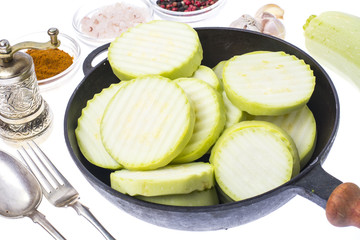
(101, 75, 195, 170)
(110, 162, 214, 196)
(108, 20, 203, 80)
(191, 65, 222, 92)
(75, 82, 125, 170)
(222, 91, 247, 129)
(136, 188, 219, 206)
(223, 51, 315, 116)
(210, 120, 300, 201)
(212, 60, 226, 81)
(172, 78, 226, 163)
(250, 105, 317, 169)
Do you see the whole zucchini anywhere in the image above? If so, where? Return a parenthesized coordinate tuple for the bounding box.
(303, 11, 360, 87)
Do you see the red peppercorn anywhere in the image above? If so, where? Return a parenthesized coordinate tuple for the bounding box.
(156, 0, 218, 12)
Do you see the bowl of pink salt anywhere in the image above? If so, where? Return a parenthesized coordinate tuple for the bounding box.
(73, 0, 154, 47)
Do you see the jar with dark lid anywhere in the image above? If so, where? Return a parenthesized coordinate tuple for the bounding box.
(0, 28, 59, 141)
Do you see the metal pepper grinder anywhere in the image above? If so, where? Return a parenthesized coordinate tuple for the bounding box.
(0, 28, 59, 141)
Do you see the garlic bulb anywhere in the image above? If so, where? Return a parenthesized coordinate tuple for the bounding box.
(255, 3, 284, 20)
(229, 4, 286, 39)
(230, 14, 262, 32)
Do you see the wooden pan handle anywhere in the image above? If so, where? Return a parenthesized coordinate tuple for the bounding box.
(326, 182, 360, 228)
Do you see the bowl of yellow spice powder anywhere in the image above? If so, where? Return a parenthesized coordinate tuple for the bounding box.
(18, 31, 81, 89)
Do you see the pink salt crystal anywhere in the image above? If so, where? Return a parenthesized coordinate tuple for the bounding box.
(80, 2, 151, 39)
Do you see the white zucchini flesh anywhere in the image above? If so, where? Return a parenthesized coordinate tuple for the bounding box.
(108, 20, 203, 80)
(251, 105, 317, 169)
(110, 162, 214, 196)
(223, 51, 316, 116)
(172, 78, 226, 163)
(212, 60, 226, 81)
(136, 187, 219, 206)
(191, 65, 222, 92)
(75, 82, 124, 170)
(222, 91, 246, 129)
(210, 120, 300, 201)
(101, 76, 195, 170)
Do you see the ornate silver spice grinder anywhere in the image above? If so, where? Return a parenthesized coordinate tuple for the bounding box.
(0, 28, 59, 141)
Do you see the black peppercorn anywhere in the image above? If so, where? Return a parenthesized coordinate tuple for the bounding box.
(157, 0, 218, 12)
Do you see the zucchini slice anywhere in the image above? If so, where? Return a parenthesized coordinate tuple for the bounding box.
(210, 120, 300, 201)
(191, 65, 222, 92)
(223, 51, 315, 116)
(212, 60, 226, 81)
(75, 82, 124, 170)
(108, 20, 203, 80)
(250, 105, 317, 169)
(136, 188, 219, 206)
(101, 75, 195, 170)
(172, 78, 226, 163)
(110, 162, 214, 196)
(222, 91, 247, 129)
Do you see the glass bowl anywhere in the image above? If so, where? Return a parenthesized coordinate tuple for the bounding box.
(16, 31, 81, 90)
(149, 0, 226, 23)
(73, 0, 154, 47)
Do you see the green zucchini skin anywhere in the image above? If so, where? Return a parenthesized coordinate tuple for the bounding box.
(75, 83, 124, 170)
(108, 20, 203, 81)
(110, 162, 214, 197)
(304, 11, 360, 87)
(222, 51, 315, 116)
(210, 120, 300, 201)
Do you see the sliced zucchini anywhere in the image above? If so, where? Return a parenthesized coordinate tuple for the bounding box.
(108, 20, 203, 80)
(250, 105, 317, 169)
(136, 188, 219, 206)
(172, 78, 226, 163)
(110, 162, 214, 196)
(101, 75, 195, 170)
(222, 91, 247, 129)
(75, 82, 124, 170)
(210, 120, 300, 201)
(191, 65, 222, 92)
(212, 60, 226, 81)
(223, 51, 316, 116)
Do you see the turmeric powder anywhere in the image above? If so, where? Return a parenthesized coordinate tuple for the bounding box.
(26, 48, 73, 80)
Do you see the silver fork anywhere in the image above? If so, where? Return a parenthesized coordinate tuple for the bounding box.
(18, 140, 116, 240)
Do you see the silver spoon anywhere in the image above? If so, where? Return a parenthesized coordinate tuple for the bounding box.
(0, 150, 66, 239)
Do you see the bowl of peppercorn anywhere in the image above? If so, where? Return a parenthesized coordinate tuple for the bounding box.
(16, 31, 81, 90)
(149, 0, 226, 22)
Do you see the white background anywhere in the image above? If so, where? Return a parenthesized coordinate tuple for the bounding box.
(2, 0, 360, 239)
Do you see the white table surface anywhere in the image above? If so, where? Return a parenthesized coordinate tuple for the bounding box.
(2, 0, 360, 239)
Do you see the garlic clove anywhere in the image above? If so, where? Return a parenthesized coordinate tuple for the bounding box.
(230, 14, 263, 32)
(261, 16, 286, 39)
(258, 11, 278, 21)
(255, 3, 284, 20)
